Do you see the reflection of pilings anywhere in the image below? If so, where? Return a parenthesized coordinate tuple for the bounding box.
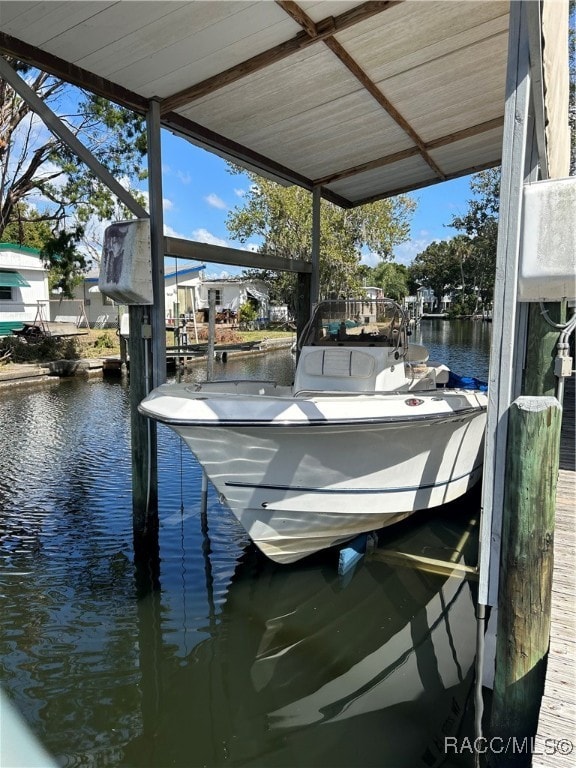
(200, 473, 216, 632)
(133, 513, 162, 754)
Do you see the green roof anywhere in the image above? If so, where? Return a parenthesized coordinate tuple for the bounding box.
(0, 270, 30, 288)
(0, 243, 41, 256)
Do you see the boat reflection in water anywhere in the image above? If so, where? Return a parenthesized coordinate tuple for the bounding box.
(126, 503, 479, 768)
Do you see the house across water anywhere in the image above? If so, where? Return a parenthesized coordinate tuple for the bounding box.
(0, 243, 49, 337)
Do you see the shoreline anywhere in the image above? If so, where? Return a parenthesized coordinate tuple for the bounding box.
(0, 337, 294, 390)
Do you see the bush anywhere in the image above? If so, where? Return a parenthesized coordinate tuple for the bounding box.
(93, 332, 115, 350)
(0, 335, 81, 363)
(238, 301, 258, 324)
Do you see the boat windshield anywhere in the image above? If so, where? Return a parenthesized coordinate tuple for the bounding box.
(299, 298, 408, 349)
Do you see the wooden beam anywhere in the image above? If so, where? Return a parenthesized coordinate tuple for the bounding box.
(275, 1, 445, 181)
(323, 36, 446, 180)
(0, 32, 148, 114)
(315, 147, 420, 186)
(276, 1, 318, 38)
(314, 117, 504, 186)
(164, 236, 312, 273)
(370, 549, 479, 580)
(160, 2, 400, 113)
(426, 116, 505, 151)
(349, 158, 501, 206)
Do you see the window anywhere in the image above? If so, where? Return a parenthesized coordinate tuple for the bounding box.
(0, 286, 12, 301)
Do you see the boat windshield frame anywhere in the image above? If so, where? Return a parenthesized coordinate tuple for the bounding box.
(298, 298, 409, 352)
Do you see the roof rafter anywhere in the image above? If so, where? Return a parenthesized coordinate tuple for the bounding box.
(313, 117, 504, 186)
(354, 158, 499, 207)
(0, 31, 149, 113)
(277, 0, 445, 181)
(159, 1, 400, 114)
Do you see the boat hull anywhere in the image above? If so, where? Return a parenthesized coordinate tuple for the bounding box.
(141, 386, 487, 563)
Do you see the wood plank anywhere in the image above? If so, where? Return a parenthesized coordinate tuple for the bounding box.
(534, 376, 576, 768)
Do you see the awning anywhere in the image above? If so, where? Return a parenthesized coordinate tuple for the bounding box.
(246, 286, 268, 303)
(0, 270, 30, 288)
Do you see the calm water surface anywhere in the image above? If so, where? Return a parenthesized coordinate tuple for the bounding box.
(0, 320, 490, 768)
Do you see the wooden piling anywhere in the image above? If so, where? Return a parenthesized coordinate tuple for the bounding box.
(207, 289, 216, 382)
(523, 302, 566, 396)
(128, 305, 159, 558)
(490, 396, 562, 761)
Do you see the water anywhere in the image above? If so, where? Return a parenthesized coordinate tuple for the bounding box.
(0, 321, 490, 768)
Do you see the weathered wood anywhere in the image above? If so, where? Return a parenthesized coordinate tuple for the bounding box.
(207, 290, 216, 382)
(533, 441, 576, 768)
(128, 305, 158, 553)
(323, 35, 445, 180)
(160, 2, 399, 112)
(523, 302, 566, 396)
(490, 396, 562, 762)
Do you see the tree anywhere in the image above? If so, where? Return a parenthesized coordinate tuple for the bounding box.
(1, 202, 53, 249)
(363, 261, 410, 301)
(409, 239, 464, 311)
(570, 1, 575, 175)
(39, 228, 87, 298)
(227, 171, 415, 310)
(450, 168, 500, 312)
(1, 58, 147, 291)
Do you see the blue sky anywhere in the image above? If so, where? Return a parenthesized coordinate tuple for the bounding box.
(159, 129, 474, 279)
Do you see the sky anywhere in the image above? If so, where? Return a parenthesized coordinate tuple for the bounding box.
(158, 128, 474, 279)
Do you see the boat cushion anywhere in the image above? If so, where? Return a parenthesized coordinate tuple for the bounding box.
(303, 348, 375, 378)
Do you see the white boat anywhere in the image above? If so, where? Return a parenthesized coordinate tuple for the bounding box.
(139, 298, 487, 564)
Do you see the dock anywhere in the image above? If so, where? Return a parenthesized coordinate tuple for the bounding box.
(533, 375, 575, 768)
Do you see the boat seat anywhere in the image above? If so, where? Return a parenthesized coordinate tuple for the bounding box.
(294, 347, 385, 393)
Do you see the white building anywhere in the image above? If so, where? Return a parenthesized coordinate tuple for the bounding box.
(0, 243, 49, 336)
(78, 263, 206, 328)
(198, 277, 269, 321)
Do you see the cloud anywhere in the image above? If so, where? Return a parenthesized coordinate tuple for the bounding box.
(205, 268, 241, 279)
(176, 170, 192, 185)
(192, 228, 229, 247)
(359, 250, 381, 268)
(205, 193, 227, 210)
(393, 237, 435, 266)
(234, 188, 246, 198)
(392, 230, 458, 266)
(164, 223, 187, 239)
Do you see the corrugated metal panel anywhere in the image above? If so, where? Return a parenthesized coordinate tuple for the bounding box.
(0, 0, 534, 206)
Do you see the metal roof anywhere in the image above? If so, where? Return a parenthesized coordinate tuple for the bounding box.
(0, 1, 536, 207)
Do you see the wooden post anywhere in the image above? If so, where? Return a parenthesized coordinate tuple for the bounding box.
(523, 301, 566, 396)
(207, 289, 216, 381)
(490, 396, 561, 761)
(128, 305, 159, 558)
